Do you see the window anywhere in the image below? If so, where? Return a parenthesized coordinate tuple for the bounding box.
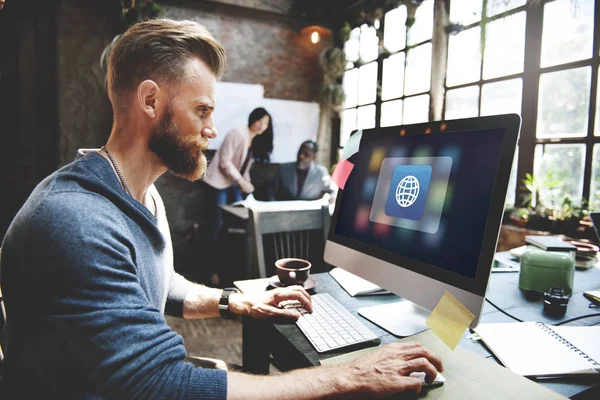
(445, 0, 527, 205)
(339, 0, 434, 149)
(529, 0, 597, 210)
(339, 0, 600, 211)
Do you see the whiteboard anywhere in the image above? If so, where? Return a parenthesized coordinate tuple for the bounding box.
(211, 82, 320, 163)
(262, 98, 320, 163)
(211, 82, 264, 149)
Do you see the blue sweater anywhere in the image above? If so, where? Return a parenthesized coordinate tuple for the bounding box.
(1, 152, 227, 399)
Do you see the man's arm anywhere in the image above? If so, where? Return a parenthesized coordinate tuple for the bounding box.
(227, 341, 444, 399)
(182, 284, 313, 320)
(27, 193, 227, 399)
(319, 164, 334, 195)
(218, 129, 245, 182)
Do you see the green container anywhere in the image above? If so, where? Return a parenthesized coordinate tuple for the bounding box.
(519, 246, 575, 295)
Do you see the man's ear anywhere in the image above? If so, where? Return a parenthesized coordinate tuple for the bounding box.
(137, 80, 160, 119)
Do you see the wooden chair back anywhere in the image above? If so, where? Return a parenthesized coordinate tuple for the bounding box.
(248, 206, 330, 278)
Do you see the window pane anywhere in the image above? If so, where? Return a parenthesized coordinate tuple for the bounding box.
(537, 67, 591, 138)
(382, 52, 405, 101)
(357, 62, 378, 106)
(405, 43, 431, 96)
(343, 68, 358, 108)
(381, 99, 404, 127)
(483, 12, 526, 80)
(541, 0, 594, 68)
(446, 27, 481, 87)
(360, 24, 379, 63)
(384, 6, 407, 53)
(357, 105, 376, 130)
(407, 0, 434, 45)
(340, 108, 357, 147)
(505, 147, 519, 207)
(344, 27, 360, 63)
(481, 78, 523, 116)
(487, 0, 526, 17)
(534, 144, 585, 206)
(450, 0, 482, 26)
(404, 94, 429, 124)
(445, 85, 479, 120)
(596, 67, 600, 136)
(591, 144, 600, 210)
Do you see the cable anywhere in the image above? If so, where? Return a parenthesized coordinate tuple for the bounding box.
(485, 298, 524, 322)
(553, 313, 600, 326)
(486, 298, 600, 325)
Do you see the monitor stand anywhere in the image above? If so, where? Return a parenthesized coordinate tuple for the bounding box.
(358, 300, 430, 337)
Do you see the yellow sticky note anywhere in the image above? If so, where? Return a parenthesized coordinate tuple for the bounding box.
(425, 291, 475, 351)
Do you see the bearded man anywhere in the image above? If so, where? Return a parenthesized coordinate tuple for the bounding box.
(0, 18, 442, 399)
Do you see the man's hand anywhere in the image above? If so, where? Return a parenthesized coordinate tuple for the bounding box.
(229, 286, 312, 321)
(339, 341, 444, 397)
(227, 340, 444, 399)
(237, 178, 255, 194)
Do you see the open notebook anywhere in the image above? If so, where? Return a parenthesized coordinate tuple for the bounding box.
(473, 322, 600, 377)
(329, 267, 391, 296)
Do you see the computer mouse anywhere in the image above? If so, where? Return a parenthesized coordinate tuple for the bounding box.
(409, 371, 445, 388)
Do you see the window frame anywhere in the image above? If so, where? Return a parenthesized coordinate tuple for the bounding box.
(515, 0, 599, 208)
(442, 0, 600, 208)
(339, 3, 435, 154)
(337, 0, 600, 210)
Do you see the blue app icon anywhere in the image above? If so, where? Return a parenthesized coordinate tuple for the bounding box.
(384, 165, 432, 221)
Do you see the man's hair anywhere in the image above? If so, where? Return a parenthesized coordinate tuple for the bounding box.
(300, 140, 318, 153)
(107, 19, 226, 102)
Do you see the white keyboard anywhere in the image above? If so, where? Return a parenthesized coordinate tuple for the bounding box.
(292, 293, 381, 353)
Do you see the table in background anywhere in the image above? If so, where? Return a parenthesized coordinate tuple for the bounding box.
(236, 268, 600, 400)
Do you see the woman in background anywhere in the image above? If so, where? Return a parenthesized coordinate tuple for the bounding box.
(203, 107, 272, 284)
(250, 110, 274, 164)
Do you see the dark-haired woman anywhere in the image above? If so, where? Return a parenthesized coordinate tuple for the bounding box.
(203, 107, 271, 284)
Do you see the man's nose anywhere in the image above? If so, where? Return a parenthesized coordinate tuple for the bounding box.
(202, 127, 217, 139)
(202, 117, 217, 139)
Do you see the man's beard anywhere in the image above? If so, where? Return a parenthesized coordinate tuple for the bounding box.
(148, 109, 207, 181)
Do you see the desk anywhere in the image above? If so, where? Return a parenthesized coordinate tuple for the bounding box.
(236, 268, 600, 399)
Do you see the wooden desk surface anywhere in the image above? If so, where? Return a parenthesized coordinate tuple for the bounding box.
(237, 268, 600, 399)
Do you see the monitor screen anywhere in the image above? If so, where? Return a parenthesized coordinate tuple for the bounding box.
(325, 115, 520, 325)
(335, 128, 503, 280)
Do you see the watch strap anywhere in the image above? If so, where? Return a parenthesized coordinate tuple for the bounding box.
(219, 287, 239, 319)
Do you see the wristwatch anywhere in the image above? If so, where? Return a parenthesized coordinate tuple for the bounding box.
(219, 287, 240, 319)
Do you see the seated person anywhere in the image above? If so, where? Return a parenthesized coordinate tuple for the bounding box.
(272, 140, 332, 201)
(0, 19, 443, 399)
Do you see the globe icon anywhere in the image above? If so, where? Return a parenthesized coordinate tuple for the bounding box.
(395, 175, 420, 207)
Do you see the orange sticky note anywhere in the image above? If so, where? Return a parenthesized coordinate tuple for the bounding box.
(331, 159, 354, 190)
(425, 291, 475, 350)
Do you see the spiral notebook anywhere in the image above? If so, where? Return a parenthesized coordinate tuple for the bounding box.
(473, 322, 600, 377)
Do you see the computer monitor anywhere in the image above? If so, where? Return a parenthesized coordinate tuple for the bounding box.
(324, 114, 521, 336)
(589, 212, 600, 242)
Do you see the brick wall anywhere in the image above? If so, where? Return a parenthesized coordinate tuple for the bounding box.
(162, 2, 322, 101)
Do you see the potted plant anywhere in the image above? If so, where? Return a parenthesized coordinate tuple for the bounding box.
(504, 173, 593, 241)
